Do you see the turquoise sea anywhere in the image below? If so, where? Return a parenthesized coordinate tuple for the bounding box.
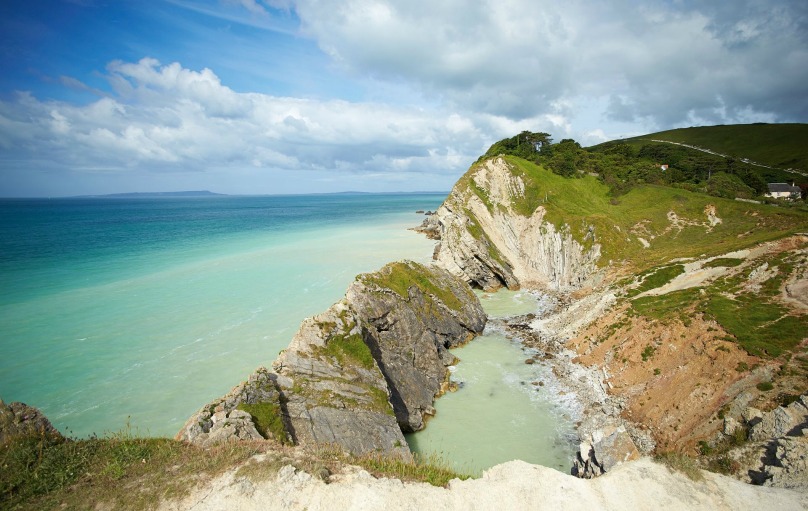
(0, 193, 443, 437)
(0, 193, 576, 473)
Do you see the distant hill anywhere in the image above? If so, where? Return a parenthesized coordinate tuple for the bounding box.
(79, 191, 226, 198)
(615, 123, 808, 174)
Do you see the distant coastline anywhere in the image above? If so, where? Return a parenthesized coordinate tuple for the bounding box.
(9, 190, 450, 199)
(72, 190, 227, 198)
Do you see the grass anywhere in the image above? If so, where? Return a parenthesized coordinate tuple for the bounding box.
(702, 257, 745, 268)
(1, 428, 263, 511)
(236, 402, 290, 445)
(702, 295, 808, 357)
(2, 430, 471, 510)
(627, 264, 685, 297)
(359, 261, 468, 312)
(465, 155, 806, 273)
(622, 123, 808, 172)
(655, 452, 703, 481)
(323, 331, 376, 370)
(631, 288, 702, 320)
(352, 451, 471, 487)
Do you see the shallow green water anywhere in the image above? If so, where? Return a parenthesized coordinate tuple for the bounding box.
(0, 194, 443, 437)
(407, 290, 577, 475)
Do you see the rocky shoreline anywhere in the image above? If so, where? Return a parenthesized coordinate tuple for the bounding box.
(489, 290, 654, 477)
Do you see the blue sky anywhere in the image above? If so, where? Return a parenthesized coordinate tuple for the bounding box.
(1, 0, 806, 196)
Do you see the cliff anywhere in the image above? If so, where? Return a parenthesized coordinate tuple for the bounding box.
(420, 151, 807, 482)
(176, 261, 486, 455)
(429, 156, 601, 291)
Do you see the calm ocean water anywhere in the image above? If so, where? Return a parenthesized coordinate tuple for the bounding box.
(0, 193, 443, 437)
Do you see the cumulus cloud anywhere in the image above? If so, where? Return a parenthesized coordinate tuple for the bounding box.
(289, 0, 808, 128)
(0, 58, 496, 193)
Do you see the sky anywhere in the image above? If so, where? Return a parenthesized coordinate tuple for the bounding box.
(0, 1, 806, 196)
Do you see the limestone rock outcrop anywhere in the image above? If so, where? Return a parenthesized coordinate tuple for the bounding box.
(0, 400, 62, 444)
(572, 424, 641, 478)
(737, 394, 808, 490)
(431, 157, 601, 291)
(177, 261, 485, 456)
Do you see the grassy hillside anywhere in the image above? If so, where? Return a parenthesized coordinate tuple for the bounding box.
(497, 155, 807, 271)
(619, 123, 808, 172)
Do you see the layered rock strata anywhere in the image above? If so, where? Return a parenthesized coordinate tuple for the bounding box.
(430, 157, 601, 291)
(177, 261, 486, 456)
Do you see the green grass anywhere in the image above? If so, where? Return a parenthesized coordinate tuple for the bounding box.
(236, 402, 290, 445)
(622, 124, 808, 172)
(353, 451, 471, 487)
(359, 261, 467, 312)
(323, 331, 375, 370)
(470, 155, 806, 272)
(655, 452, 703, 481)
(631, 288, 702, 320)
(702, 258, 745, 268)
(1, 429, 262, 510)
(627, 264, 685, 297)
(702, 295, 808, 357)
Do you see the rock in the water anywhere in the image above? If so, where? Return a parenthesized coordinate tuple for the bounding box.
(0, 400, 62, 444)
(178, 261, 485, 457)
(348, 261, 486, 432)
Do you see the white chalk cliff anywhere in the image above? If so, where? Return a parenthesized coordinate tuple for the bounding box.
(431, 157, 601, 291)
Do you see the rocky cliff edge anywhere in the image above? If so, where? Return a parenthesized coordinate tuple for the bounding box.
(423, 156, 601, 291)
(176, 261, 486, 456)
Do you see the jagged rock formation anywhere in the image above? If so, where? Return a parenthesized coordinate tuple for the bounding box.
(730, 395, 808, 490)
(572, 424, 641, 478)
(177, 261, 485, 456)
(430, 157, 601, 291)
(0, 400, 62, 444)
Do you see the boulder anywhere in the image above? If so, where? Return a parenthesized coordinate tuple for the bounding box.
(749, 395, 808, 441)
(0, 400, 62, 444)
(572, 425, 640, 478)
(764, 436, 808, 490)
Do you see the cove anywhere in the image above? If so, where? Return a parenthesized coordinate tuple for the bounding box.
(406, 289, 577, 475)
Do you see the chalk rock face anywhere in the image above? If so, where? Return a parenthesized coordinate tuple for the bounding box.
(572, 425, 641, 478)
(737, 394, 808, 490)
(178, 261, 485, 456)
(432, 157, 601, 291)
(0, 400, 62, 444)
(749, 395, 808, 441)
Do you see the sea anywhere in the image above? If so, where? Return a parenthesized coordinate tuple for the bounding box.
(0, 193, 575, 473)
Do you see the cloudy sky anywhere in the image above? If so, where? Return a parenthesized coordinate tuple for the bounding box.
(1, 0, 806, 196)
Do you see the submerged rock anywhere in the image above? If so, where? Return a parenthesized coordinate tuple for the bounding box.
(178, 261, 485, 456)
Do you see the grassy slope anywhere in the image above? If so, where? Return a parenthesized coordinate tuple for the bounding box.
(497, 155, 807, 271)
(621, 123, 808, 171)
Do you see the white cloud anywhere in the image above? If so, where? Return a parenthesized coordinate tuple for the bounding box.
(288, 0, 808, 128)
(0, 58, 498, 194)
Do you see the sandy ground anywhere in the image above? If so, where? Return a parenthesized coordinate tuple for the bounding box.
(160, 457, 806, 511)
